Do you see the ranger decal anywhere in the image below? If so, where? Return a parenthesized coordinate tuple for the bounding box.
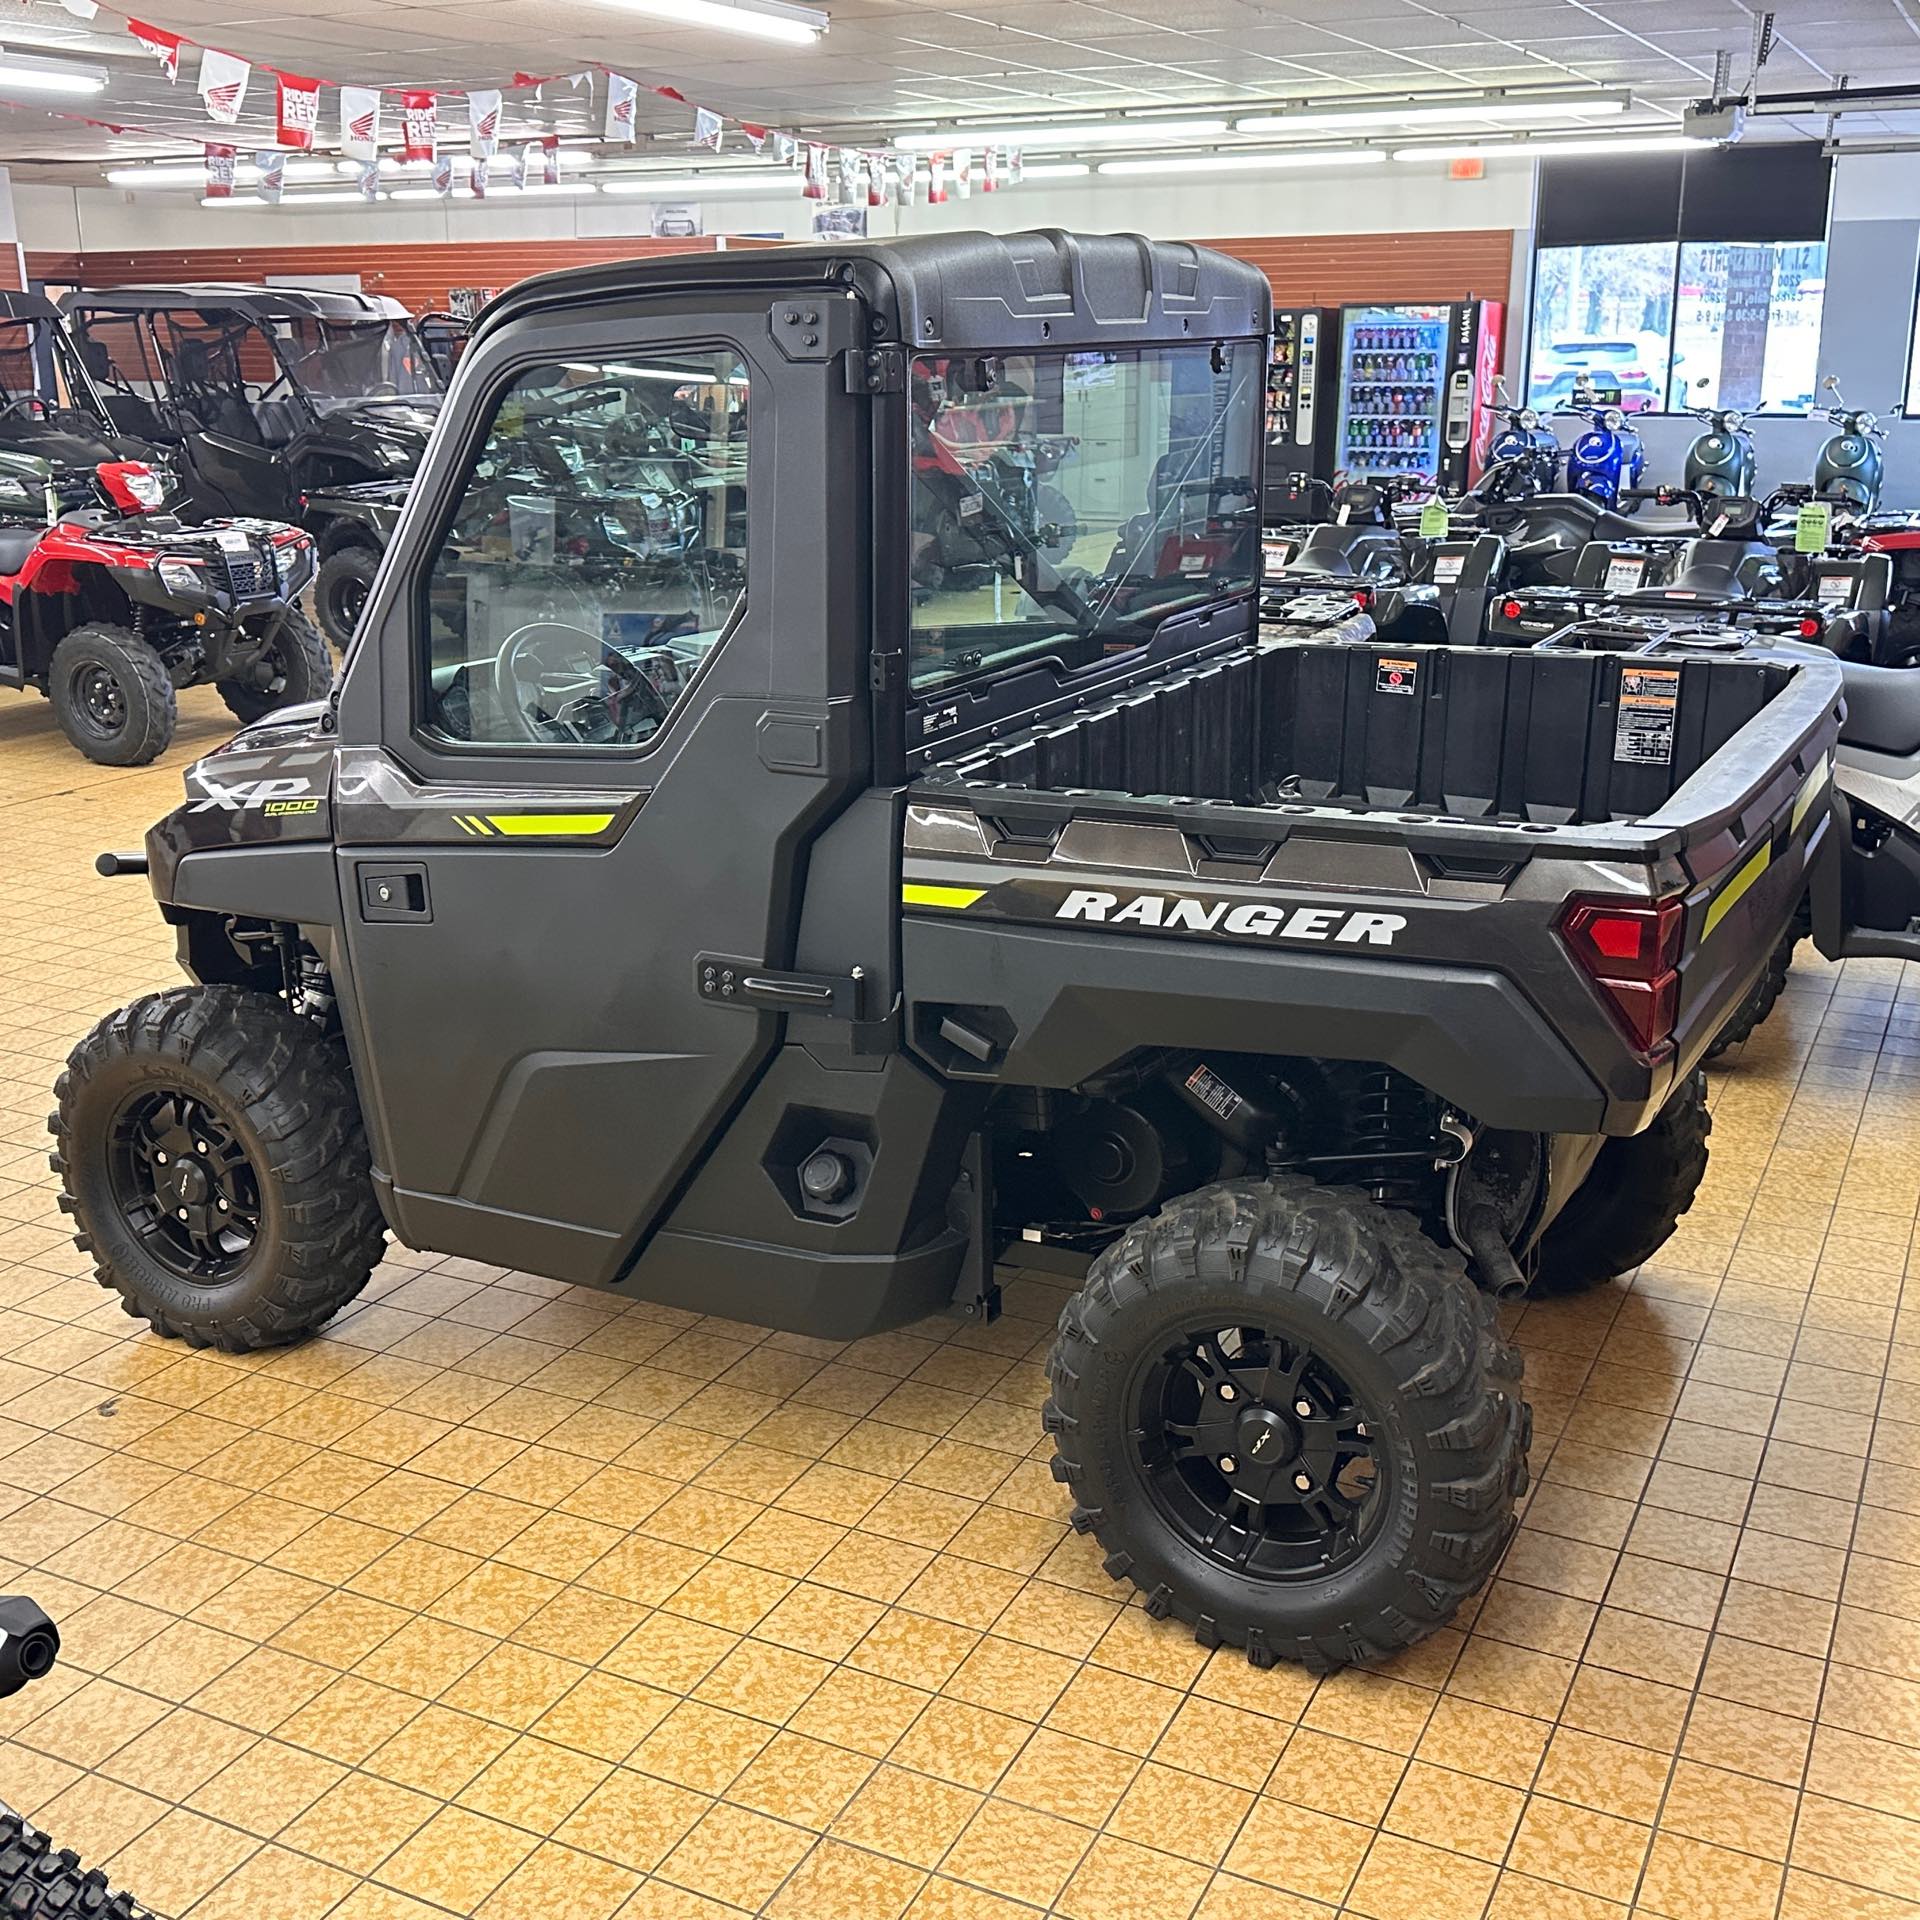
(1056, 890, 1406, 945)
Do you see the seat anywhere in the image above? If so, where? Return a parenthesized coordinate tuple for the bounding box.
(0, 526, 43, 577)
(254, 399, 299, 447)
(1840, 661, 1920, 757)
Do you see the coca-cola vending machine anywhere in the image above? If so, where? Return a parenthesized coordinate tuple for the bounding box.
(1334, 298, 1505, 488)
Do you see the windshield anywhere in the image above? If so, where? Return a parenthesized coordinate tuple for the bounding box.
(0, 320, 46, 409)
(908, 343, 1262, 692)
(272, 317, 442, 405)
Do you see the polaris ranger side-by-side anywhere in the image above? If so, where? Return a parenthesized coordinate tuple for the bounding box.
(57, 234, 1837, 1672)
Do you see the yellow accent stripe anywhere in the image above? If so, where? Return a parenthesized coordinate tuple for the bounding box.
(902, 883, 986, 910)
(1702, 842, 1772, 942)
(483, 812, 616, 837)
(1792, 765, 1829, 834)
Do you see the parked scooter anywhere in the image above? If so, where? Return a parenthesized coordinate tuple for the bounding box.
(1560, 374, 1646, 510)
(1812, 376, 1885, 510)
(1480, 381, 1562, 500)
(1682, 386, 1757, 500)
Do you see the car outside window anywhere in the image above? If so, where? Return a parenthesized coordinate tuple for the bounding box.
(419, 349, 749, 749)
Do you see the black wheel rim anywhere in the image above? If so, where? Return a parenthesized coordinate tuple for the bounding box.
(327, 572, 368, 636)
(69, 661, 126, 738)
(106, 1087, 263, 1282)
(1132, 1321, 1385, 1581)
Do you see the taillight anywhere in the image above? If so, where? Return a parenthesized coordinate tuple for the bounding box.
(1500, 598, 1524, 621)
(1798, 616, 1822, 638)
(1559, 894, 1686, 1056)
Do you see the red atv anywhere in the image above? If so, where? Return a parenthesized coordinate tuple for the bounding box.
(0, 455, 325, 765)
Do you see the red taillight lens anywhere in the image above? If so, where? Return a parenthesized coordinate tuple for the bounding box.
(1501, 598, 1524, 621)
(1798, 616, 1822, 638)
(1559, 895, 1686, 1055)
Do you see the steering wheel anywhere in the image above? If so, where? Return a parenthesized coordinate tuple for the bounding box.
(495, 619, 670, 746)
(0, 396, 46, 423)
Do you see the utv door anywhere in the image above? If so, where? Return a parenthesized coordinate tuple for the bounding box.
(182, 429, 293, 520)
(331, 296, 870, 1290)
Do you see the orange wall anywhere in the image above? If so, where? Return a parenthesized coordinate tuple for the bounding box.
(28, 227, 1513, 317)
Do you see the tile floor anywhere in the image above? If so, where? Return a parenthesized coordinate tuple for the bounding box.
(0, 684, 1916, 1920)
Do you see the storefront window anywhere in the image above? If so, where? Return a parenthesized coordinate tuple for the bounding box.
(1670, 241, 1826, 413)
(1527, 242, 1675, 415)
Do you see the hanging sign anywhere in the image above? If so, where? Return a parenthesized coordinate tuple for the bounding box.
(402, 91, 438, 161)
(340, 85, 382, 162)
(692, 105, 723, 151)
(276, 73, 321, 149)
(802, 145, 826, 200)
(197, 47, 251, 124)
(928, 153, 949, 204)
(1419, 500, 1450, 538)
(256, 150, 287, 203)
(431, 152, 454, 196)
(356, 159, 381, 201)
(203, 143, 235, 198)
(467, 89, 502, 159)
(127, 19, 181, 80)
(1796, 500, 1834, 554)
(606, 73, 638, 142)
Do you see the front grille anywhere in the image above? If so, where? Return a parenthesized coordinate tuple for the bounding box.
(222, 548, 270, 598)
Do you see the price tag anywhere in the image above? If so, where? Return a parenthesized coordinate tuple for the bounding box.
(1418, 501, 1450, 538)
(215, 528, 252, 554)
(1796, 501, 1832, 554)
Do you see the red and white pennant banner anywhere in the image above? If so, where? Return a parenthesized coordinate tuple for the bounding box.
(196, 46, 250, 124)
(276, 73, 321, 149)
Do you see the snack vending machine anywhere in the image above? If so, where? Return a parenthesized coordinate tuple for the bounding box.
(1266, 307, 1340, 482)
(1334, 299, 1505, 488)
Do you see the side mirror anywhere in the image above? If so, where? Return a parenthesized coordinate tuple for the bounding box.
(0, 1596, 59, 1700)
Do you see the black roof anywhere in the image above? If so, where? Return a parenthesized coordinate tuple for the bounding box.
(474, 230, 1271, 355)
(0, 289, 60, 325)
(59, 284, 412, 325)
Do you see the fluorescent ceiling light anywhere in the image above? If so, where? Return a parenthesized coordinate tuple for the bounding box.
(116, 160, 339, 188)
(1236, 95, 1626, 134)
(389, 182, 600, 200)
(895, 119, 1228, 152)
(601, 171, 801, 194)
(1393, 133, 1713, 161)
(593, 0, 824, 45)
(1097, 150, 1389, 176)
(1021, 162, 1091, 179)
(0, 53, 106, 95)
(204, 191, 390, 207)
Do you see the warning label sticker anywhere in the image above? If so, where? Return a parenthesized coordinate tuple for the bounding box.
(1615, 664, 1680, 766)
(1184, 1063, 1245, 1122)
(1375, 656, 1418, 696)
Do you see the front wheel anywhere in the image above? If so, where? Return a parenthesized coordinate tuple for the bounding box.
(1531, 1070, 1710, 1296)
(314, 544, 380, 650)
(50, 986, 386, 1351)
(47, 624, 176, 766)
(1044, 1177, 1528, 1673)
(217, 607, 333, 726)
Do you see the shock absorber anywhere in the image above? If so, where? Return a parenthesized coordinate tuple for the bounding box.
(1319, 1064, 1443, 1210)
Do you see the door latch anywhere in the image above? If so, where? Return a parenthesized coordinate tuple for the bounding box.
(697, 955, 866, 1020)
(358, 864, 431, 922)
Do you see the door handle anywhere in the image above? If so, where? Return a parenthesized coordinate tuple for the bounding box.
(358, 864, 431, 923)
(696, 955, 865, 1020)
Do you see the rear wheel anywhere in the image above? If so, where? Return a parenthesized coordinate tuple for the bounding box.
(1704, 904, 1807, 1060)
(1044, 1177, 1528, 1672)
(0, 1813, 150, 1919)
(46, 624, 175, 766)
(217, 607, 332, 726)
(1532, 1070, 1710, 1296)
(315, 543, 380, 650)
(50, 985, 386, 1351)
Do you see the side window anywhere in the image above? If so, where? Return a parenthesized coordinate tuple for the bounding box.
(419, 348, 749, 750)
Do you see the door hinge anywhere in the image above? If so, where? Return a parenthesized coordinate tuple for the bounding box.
(697, 955, 868, 1021)
(845, 346, 905, 394)
(869, 649, 902, 694)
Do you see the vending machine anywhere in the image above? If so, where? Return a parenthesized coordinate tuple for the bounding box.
(1333, 299, 1505, 488)
(1266, 307, 1340, 483)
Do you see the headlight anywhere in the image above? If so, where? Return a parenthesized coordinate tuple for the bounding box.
(154, 557, 201, 596)
(1723, 409, 1744, 433)
(1602, 408, 1625, 432)
(1519, 408, 1539, 429)
(126, 470, 167, 509)
(272, 541, 307, 587)
(371, 439, 414, 470)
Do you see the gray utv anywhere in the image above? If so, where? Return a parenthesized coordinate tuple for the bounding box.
(56, 232, 1837, 1672)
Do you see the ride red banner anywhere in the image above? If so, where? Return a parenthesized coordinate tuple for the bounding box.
(276, 73, 321, 149)
(401, 91, 438, 161)
(126, 18, 181, 81)
(203, 143, 235, 198)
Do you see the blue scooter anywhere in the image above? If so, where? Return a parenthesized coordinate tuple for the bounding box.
(1561, 374, 1645, 511)
(1481, 381, 1562, 499)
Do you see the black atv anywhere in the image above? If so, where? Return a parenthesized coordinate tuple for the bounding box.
(59, 232, 1834, 1674)
(0, 450, 324, 764)
(301, 478, 407, 648)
